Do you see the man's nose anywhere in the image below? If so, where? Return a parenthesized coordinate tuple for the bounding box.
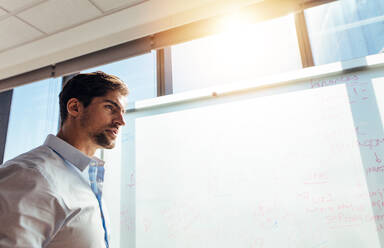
(114, 112, 126, 126)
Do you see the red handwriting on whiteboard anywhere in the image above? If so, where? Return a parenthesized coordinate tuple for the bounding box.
(142, 217, 152, 232)
(347, 81, 370, 104)
(305, 203, 366, 215)
(253, 203, 293, 228)
(306, 206, 336, 214)
(374, 152, 382, 163)
(372, 199, 384, 209)
(325, 213, 365, 228)
(372, 214, 384, 233)
(297, 192, 334, 204)
(366, 166, 384, 175)
(124, 173, 135, 188)
(250, 238, 264, 248)
(370, 187, 384, 210)
(120, 209, 134, 232)
(369, 189, 384, 199)
(364, 215, 384, 232)
(377, 223, 384, 232)
(310, 75, 359, 89)
(160, 203, 201, 238)
(368, 214, 384, 222)
(359, 137, 384, 149)
(303, 171, 329, 185)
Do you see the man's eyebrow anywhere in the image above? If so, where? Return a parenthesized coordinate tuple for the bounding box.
(104, 99, 125, 114)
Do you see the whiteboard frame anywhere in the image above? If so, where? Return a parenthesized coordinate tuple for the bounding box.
(127, 52, 384, 111)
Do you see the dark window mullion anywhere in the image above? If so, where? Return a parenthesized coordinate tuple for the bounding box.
(156, 48, 173, 96)
(0, 90, 13, 164)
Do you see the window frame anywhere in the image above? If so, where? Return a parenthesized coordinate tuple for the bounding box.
(0, 0, 338, 161)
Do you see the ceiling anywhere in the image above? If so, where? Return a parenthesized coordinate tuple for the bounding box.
(0, 0, 325, 81)
(0, 0, 151, 53)
(0, 0, 264, 81)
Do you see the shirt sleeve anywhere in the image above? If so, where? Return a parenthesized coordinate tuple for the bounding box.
(0, 163, 67, 247)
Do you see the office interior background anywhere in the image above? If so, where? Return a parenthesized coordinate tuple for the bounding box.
(1, 0, 384, 247)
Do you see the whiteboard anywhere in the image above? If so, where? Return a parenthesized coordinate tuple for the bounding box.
(134, 83, 381, 248)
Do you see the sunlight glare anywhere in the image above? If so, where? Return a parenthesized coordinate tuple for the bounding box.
(219, 10, 253, 34)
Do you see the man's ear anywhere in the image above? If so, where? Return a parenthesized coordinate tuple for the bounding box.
(67, 98, 83, 119)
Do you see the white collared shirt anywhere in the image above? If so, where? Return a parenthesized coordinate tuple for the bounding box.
(0, 135, 108, 248)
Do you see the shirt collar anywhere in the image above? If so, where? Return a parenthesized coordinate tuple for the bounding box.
(44, 134, 105, 172)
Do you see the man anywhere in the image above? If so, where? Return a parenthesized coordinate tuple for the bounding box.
(0, 71, 128, 248)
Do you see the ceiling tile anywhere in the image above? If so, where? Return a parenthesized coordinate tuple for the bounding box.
(17, 0, 102, 34)
(0, 0, 44, 12)
(0, 16, 42, 51)
(91, 0, 146, 12)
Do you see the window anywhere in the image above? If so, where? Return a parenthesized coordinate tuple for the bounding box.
(82, 51, 157, 103)
(305, 0, 384, 65)
(171, 14, 302, 93)
(4, 78, 61, 162)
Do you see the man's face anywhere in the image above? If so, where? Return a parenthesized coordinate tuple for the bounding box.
(79, 90, 126, 149)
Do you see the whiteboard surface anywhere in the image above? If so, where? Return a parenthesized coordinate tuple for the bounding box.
(135, 84, 380, 248)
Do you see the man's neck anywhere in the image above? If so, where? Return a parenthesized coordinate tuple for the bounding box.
(57, 128, 96, 157)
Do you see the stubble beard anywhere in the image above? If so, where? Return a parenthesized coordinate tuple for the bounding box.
(80, 112, 116, 149)
(94, 132, 115, 149)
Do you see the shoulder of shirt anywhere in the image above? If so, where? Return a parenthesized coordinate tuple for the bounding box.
(1, 145, 66, 189)
(0, 146, 72, 219)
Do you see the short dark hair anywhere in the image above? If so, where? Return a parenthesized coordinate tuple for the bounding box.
(59, 71, 128, 125)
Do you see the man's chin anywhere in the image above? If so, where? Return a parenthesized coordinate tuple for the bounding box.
(94, 133, 116, 149)
(102, 142, 115, 149)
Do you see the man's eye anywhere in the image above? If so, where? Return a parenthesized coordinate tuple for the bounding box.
(105, 105, 114, 110)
